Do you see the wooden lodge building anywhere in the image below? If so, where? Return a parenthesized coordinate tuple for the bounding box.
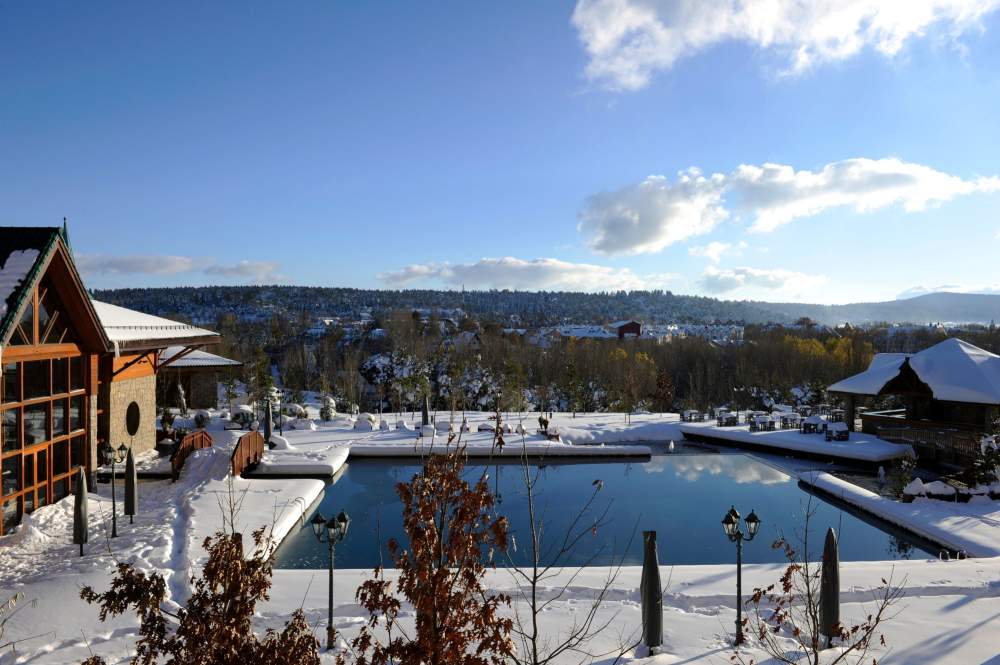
(1, 226, 222, 536)
(828, 338, 1000, 464)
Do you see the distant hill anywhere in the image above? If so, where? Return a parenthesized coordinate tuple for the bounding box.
(755, 292, 1000, 326)
(90, 286, 1000, 327)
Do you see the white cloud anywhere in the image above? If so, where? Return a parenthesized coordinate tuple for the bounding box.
(699, 266, 826, 294)
(578, 169, 728, 255)
(733, 158, 1000, 232)
(579, 157, 1000, 254)
(378, 257, 672, 292)
(204, 260, 284, 283)
(571, 0, 1000, 91)
(76, 254, 197, 275)
(688, 240, 745, 263)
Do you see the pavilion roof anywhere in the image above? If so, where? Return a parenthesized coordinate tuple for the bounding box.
(828, 338, 1000, 405)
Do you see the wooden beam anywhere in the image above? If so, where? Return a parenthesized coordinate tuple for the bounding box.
(154, 345, 202, 372)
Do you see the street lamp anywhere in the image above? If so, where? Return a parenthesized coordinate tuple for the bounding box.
(311, 510, 351, 650)
(722, 505, 761, 646)
(100, 442, 129, 538)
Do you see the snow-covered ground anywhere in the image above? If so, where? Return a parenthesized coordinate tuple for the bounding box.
(2, 409, 999, 664)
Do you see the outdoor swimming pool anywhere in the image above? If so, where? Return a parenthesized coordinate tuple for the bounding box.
(274, 450, 935, 569)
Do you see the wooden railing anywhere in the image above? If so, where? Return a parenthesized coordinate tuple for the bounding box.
(231, 431, 265, 477)
(171, 429, 214, 482)
(876, 426, 983, 467)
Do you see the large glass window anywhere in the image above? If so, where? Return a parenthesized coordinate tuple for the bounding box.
(0, 284, 89, 536)
(70, 396, 84, 431)
(2, 363, 18, 403)
(10, 304, 32, 346)
(53, 399, 67, 437)
(70, 356, 84, 391)
(52, 357, 68, 394)
(2, 455, 21, 497)
(71, 435, 86, 468)
(37, 449, 47, 481)
(2, 498, 20, 534)
(52, 440, 68, 476)
(24, 403, 49, 446)
(2, 409, 19, 453)
(23, 360, 50, 400)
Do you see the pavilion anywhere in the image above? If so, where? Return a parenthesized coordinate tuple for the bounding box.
(827, 338, 1000, 464)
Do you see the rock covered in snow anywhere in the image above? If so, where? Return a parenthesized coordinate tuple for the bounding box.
(903, 478, 926, 496)
(353, 419, 375, 431)
(289, 418, 316, 431)
(269, 434, 292, 450)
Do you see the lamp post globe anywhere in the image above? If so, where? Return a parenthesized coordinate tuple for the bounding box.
(311, 512, 326, 540)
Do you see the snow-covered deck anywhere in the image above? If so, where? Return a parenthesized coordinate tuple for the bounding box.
(799, 470, 1000, 558)
(679, 421, 914, 464)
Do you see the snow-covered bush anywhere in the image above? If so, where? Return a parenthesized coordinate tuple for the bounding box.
(319, 396, 336, 422)
(194, 410, 212, 429)
(970, 435, 1000, 488)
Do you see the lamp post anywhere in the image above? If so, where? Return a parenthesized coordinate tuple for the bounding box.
(100, 442, 129, 538)
(722, 505, 761, 646)
(311, 510, 351, 651)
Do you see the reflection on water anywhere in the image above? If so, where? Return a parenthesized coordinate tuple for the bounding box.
(274, 451, 934, 569)
(644, 453, 790, 485)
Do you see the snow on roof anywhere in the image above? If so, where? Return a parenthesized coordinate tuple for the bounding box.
(829, 338, 1000, 405)
(159, 345, 241, 368)
(610, 320, 640, 328)
(0, 249, 40, 319)
(92, 300, 218, 348)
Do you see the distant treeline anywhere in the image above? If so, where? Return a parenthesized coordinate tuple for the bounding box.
(198, 307, 1000, 415)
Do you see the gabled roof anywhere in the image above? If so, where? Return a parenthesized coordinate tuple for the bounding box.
(92, 300, 219, 352)
(0, 226, 60, 339)
(829, 338, 1000, 405)
(0, 226, 108, 350)
(159, 345, 241, 369)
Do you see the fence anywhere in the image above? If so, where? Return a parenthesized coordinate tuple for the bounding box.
(231, 430, 265, 477)
(171, 429, 214, 482)
(876, 426, 983, 468)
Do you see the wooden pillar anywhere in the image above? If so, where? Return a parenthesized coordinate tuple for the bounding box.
(845, 395, 856, 432)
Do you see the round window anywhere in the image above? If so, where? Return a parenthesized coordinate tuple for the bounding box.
(125, 401, 141, 437)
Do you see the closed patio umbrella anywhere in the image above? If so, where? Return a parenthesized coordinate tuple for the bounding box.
(263, 399, 273, 443)
(124, 447, 138, 524)
(73, 467, 88, 557)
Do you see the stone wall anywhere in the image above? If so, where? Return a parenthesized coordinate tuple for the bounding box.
(108, 374, 157, 455)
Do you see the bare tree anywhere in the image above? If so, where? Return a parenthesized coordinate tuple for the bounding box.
(504, 438, 641, 665)
(732, 504, 905, 665)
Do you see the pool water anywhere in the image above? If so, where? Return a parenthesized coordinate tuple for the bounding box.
(274, 451, 934, 569)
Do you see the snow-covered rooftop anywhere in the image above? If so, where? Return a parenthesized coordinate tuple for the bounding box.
(92, 300, 219, 349)
(829, 338, 1000, 405)
(0, 249, 40, 319)
(159, 345, 241, 368)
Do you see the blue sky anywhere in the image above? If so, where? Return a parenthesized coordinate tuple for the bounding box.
(2, 1, 999, 304)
